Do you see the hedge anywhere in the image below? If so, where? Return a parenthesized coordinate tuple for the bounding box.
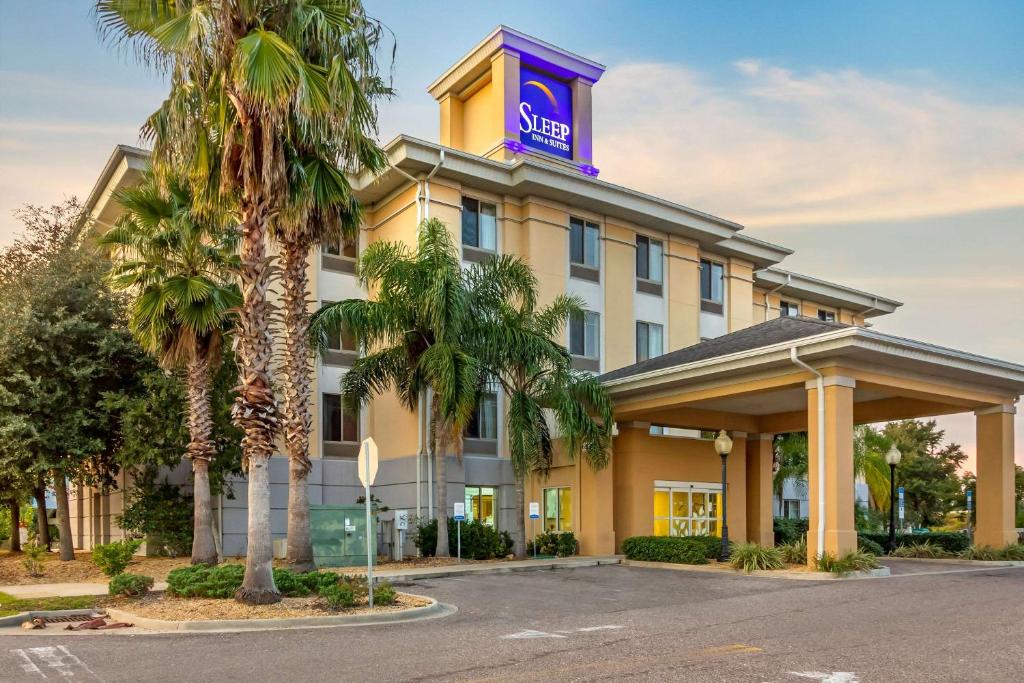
(166, 564, 343, 599)
(621, 535, 722, 564)
(773, 517, 809, 545)
(858, 531, 969, 554)
(412, 518, 513, 560)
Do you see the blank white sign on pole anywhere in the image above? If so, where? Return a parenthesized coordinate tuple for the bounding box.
(528, 502, 540, 519)
(358, 437, 379, 487)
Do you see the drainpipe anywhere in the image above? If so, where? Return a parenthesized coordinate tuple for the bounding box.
(760, 272, 791, 319)
(790, 346, 825, 559)
(392, 167, 423, 226)
(423, 150, 445, 220)
(858, 297, 878, 328)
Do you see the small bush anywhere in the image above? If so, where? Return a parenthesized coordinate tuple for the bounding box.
(816, 550, 881, 575)
(373, 581, 397, 606)
(621, 536, 721, 564)
(857, 536, 884, 556)
(109, 573, 154, 597)
(412, 518, 512, 559)
(961, 544, 1024, 561)
(320, 582, 357, 609)
(22, 544, 47, 577)
(774, 517, 809, 545)
(778, 538, 807, 564)
(166, 564, 245, 598)
(534, 531, 578, 558)
(890, 542, 952, 559)
(859, 531, 968, 555)
(729, 543, 784, 572)
(92, 539, 143, 577)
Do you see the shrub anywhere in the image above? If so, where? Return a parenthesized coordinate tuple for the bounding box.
(534, 531, 578, 558)
(166, 564, 245, 598)
(373, 581, 397, 606)
(92, 539, 142, 577)
(621, 536, 721, 564)
(774, 517, 809, 545)
(778, 538, 807, 564)
(22, 544, 47, 577)
(816, 550, 881, 575)
(890, 542, 952, 559)
(857, 536, 885, 556)
(412, 518, 511, 559)
(117, 472, 193, 558)
(859, 531, 968, 555)
(320, 582, 357, 609)
(961, 544, 1024, 561)
(109, 573, 154, 597)
(729, 543, 784, 572)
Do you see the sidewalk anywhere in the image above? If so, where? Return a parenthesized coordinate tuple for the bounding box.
(0, 556, 622, 598)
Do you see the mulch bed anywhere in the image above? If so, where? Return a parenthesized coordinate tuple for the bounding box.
(114, 591, 428, 621)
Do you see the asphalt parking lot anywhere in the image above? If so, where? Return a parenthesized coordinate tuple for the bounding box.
(3, 562, 1022, 682)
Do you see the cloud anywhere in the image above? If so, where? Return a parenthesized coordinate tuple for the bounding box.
(594, 61, 1024, 227)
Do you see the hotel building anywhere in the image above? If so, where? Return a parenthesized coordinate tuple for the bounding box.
(77, 27, 1021, 562)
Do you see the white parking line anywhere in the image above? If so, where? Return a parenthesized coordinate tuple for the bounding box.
(9, 645, 100, 680)
(790, 672, 859, 683)
(501, 624, 623, 640)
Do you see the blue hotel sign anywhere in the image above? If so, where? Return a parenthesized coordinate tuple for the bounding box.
(519, 67, 573, 160)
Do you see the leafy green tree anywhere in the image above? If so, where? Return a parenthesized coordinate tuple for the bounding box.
(0, 199, 151, 560)
(882, 420, 966, 527)
(100, 173, 240, 566)
(96, 0, 394, 605)
(312, 219, 483, 557)
(465, 258, 613, 558)
(772, 432, 808, 514)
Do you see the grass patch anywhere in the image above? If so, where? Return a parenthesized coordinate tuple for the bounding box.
(0, 591, 100, 618)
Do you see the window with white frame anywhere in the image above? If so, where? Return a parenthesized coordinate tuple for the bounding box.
(817, 309, 836, 322)
(465, 375, 498, 440)
(465, 486, 497, 527)
(461, 197, 497, 252)
(322, 393, 359, 445)
(544, 487, 572, 532)
(635, 321, 664, 362)
(783, 499, 802, 519)
(700, 259, 725, 306)
(653, 482, 723, 537)
(779, 300, 800, 317)
(635, 235, 663, 283)
(569, 310, 600, 359)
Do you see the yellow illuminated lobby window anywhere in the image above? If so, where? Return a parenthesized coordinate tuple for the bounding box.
(544, 487, 572, 532)
(653, 484, 722, 537)
(465, 486, 496, 527)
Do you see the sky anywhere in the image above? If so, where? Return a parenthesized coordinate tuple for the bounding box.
(1, 1, 1022, 468)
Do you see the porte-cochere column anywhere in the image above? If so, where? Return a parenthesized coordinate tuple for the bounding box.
(806, 376, 856, 565)
(975, 404, 1016, 548)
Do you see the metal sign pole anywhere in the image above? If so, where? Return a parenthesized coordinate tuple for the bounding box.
(966, 490, 973, 545)
(453, 502, 465, 563)
(364, 442, 374, 609)
(458, 519, 462, 563)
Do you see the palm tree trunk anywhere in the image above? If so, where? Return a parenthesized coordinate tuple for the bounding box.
(185, 352, 218, 566)
(232, 201, 281, 605)
(513, 472, 527, 559)
(433, 404, 450, 558)
(52, 471, 74, 561)
(33, 479, 50, 549)
(8, 499, 21, 552)
(279, 240, 315, 572)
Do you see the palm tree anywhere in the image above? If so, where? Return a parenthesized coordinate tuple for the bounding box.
(465, 258, 614, 558)
(311, 218, 483, 557)
(272, 54, 391, 572)
(101, 173, 240, 566)
(854, 425, 893, 510)
(772, 432, 808, 517)
(96, 0, 389, 603)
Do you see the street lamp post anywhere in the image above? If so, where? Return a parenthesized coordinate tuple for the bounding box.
(714, 430, 733, 561)
(885, 445, 902, 553)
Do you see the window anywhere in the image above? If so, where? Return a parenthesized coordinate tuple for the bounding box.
(321, 303, 358, 352)
(635, 321, 664, 362)
(465, 376, 498, 440)
(322, 393, 359, 444)
(569, 310, 600, 359)
(653, 483, 722, 537)
(780, 300, 800, 317)
(323, 236, 357, 259)
(544, 487, 572, 532)
(569, 217, 600, 273)
(818, 309, 836, 322)
(783, 499, 802, 519)
(465, 486, 497, 527)
(461, 197, 497, 252)
(700, 259, 725, 304)
(635, 235, 663, 282)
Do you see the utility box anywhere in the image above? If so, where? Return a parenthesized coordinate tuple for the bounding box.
(310, 504, 376, 568)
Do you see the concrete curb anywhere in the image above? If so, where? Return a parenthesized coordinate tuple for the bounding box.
(102, 593, 453, 633)
(0, 609, 106, 629)
(621, 559, 890, 581)
(382, 556, 621, 583)
(884, 557, 1024, 567)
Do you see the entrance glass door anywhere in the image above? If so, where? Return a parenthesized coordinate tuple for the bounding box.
(653, 482, 723, 537)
